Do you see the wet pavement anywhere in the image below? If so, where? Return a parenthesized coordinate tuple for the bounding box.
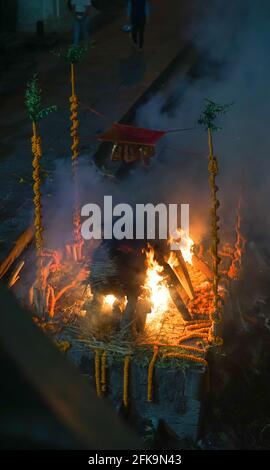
(0, 0, 196, 260)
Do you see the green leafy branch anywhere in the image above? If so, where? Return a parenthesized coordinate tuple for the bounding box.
(52, 44, 88, 64)
(25, 74, 57, 122)
(198, 99, 233, 131)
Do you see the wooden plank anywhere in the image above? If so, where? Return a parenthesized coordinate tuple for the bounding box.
(192, 254, 213, 281)
(163, 263, 192, 321)
(174, 250, 195, 300)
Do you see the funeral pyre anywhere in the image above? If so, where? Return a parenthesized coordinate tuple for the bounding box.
(4, 212, 246, 370)
(0, 71, 245, 374)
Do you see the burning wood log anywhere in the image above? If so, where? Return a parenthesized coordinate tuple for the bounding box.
(0, 226, 34, 280)
(192, 254, 214, 281)
(8, 261, 25, 288)
(163, 263, 192, 321)
(172, 250, 195, 300)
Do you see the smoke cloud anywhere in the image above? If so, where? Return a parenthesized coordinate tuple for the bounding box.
(45, 0, 270, 250)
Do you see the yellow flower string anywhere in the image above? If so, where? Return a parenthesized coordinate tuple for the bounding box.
(179, 332, 208, 344)
(70, 63, 79, 172)
(162, 352, 208, 367)
(70, 63, 83, 254)
(95, 349, 102, 398)
(178, 345, 205, 354)
(208, 128, 223, 346)
(32, 122, 44, 282)
(147, 345, 159, 403)
(101, 351, 107, 394)
(123, 355, 131, 408)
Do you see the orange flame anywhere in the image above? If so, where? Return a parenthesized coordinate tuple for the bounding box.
(228, 199, 246, 279)
(169, 228, 194, 264)
(143, 246, 170, 316)
(103, 294, 117, 307)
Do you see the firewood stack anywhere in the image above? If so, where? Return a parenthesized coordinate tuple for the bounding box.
(84, 239, 216, 333)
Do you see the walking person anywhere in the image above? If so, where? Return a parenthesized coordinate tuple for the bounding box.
(127, 0, 150, 52)
(70, 0, 92, 45)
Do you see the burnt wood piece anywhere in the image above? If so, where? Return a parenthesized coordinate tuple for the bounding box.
(163, 263, 192, 321)
(120, 294, 137, 331)
(192, 254, 213, 281)
(135, 297, 152, 333)
(173, 250, 195, 300)
(0, 226, 34, 280)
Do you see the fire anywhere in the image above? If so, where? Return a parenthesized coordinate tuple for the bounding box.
(142, 231, 195, 330)
(142, 246, 171, 332)
(103, 294, 117, 307)
(169, 228, 194, 264)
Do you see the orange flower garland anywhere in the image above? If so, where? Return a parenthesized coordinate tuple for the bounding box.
(101, 351, 107, 394)
(123, 355, 131, 408)
(147, 345, 159, 402)
(95, 349, 102, 398)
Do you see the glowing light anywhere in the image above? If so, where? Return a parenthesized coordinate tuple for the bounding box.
(103, 294, 117, 307)
(142, 246, 171, 330)
(170, 228, 194, 264)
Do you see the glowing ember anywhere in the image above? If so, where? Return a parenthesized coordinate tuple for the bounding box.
(103, 294, 117, 307)
(169, 228, 194, 264)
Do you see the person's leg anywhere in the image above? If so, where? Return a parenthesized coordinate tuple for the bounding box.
(138, 17, 146, 50)
(73, 17, 81, 45)
(131, 17, 139, 45)
(82, 14, 91, 43)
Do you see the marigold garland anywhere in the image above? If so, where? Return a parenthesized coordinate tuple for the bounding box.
(69, 63, 84, 255)
(185, 322, 211, 331)
(178, 345, 205, 354)
(179, 332, 208, 344)
(198, 99, 231, 347)
(101, 351, 107, 394)
(70, 63, 79, 171)
(54, 47, 86, 252)
(95, 349, 102, 398)
(185, 319, 211, 325)
(25, 75, 56, 284)
(147, 345, 159, 402)
(123, 355, 131, 408)
(32, 122, 44, 263)
(208, 129, 223, 346)
(162, 352, 207, 367)
(185, 327, 209, 335)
